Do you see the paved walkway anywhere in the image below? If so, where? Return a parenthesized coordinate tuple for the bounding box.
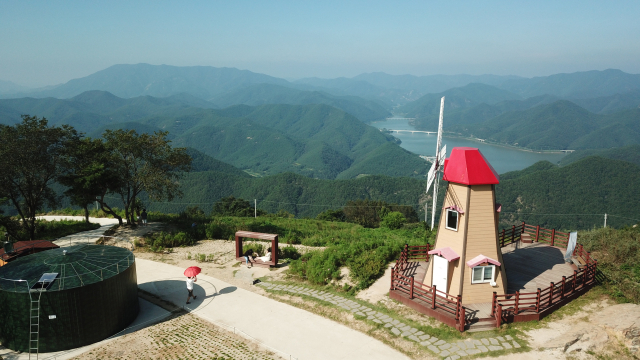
(136, 258, 410, 360)
(38, 215, 120, 247)
(259, 283, 522, 360)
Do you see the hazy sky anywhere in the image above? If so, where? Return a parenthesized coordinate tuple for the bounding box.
(2, 1, 639, 87)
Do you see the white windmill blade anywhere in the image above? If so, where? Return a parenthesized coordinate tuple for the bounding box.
(426, 160, 437, 193)
(435, 96, 445, 155)
(431, 175, 440, 230)
(437, 144, 447, 168)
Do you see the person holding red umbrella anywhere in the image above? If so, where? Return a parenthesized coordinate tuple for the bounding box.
(184, 266, 201, 304)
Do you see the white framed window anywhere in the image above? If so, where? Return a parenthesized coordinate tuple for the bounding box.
(445, 209, 459, 231)
(471, 265, 495, 284)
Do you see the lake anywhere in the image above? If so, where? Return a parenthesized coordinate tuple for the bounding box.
(371, 119, 568, 174)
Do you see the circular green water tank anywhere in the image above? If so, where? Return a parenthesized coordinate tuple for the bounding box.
(0, 244, 139, 353)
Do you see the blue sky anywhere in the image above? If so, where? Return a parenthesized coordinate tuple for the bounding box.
(1, 1, 639, 87)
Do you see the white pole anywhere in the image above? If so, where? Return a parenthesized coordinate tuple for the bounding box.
(604, 213, 607, 228)
(255, 199, 257, 218)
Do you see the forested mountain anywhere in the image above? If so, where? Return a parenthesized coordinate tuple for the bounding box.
(571, 89, 640, 114)
(498, 69, 640, 99)
(397, 83, 522, 119)
(0, 92, 427, 179)
(5, 64, 291, 99)
(139, 151, 640, 230)
(497, 156, 640, 229)
(209, 83, 391, 122)
(558, 145, 640, 167)
(0, 80, 29, 95)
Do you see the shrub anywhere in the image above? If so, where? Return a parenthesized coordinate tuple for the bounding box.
(381, 211, 406, 230)
(242, 243, 265, 257)
(280, 245, 301, 260)
(316, 209, 346, 222)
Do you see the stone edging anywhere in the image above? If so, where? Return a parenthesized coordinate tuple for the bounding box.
(257, 282, 522, 359)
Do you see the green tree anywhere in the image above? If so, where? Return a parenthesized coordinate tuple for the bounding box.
(380, 211, 406, 230)
(0, 115, 80, 240)
(58, 138, 119, 223)
(100, 129, 191, 226)
(211, 196, 265, 217)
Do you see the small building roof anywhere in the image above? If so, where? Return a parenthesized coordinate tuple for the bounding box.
(428, 247, 460, 262)
(466, 254, 501, 268)
(443, 147, 499, 185)
(0, 240, 59, 261)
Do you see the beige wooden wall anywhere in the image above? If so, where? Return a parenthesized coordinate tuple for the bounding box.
(460, 184, 506, 304)
(423, 182, 469, 295)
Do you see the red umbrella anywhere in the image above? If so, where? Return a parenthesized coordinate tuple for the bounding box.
(184, 266, 201, 277)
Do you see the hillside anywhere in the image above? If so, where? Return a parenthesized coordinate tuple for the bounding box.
(397, 83, 522, 122)
(571, 89, 640, 114)
(0, 93, 428, 180)
(11, 63, 290, 99)
(441, 101, 640, 150)
(498, 69, 640, 99)
(141, 153, 640, 231)
(559, 145, 640, 167)
(209, 83, 391, 122)
(497, 156, 640, 229)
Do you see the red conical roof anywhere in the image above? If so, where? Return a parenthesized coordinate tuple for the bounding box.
(442, 147, 499, 185)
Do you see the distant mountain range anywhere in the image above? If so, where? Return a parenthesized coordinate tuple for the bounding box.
(0, 91, 426, 180)
(3, 64, 640, 107)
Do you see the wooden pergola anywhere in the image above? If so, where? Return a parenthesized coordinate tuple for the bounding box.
(235, 231, 279, 268)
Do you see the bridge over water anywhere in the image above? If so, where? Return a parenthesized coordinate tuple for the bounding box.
(386, 129, 437, 135)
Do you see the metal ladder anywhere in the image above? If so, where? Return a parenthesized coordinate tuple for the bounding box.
(29, 289, 43, 359)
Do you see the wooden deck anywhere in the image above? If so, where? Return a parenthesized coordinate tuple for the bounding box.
(401, 261, 428, 284)
(464, 242, 577, 323)
(501, 242, 577, 294)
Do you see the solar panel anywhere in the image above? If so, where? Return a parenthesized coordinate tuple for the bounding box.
(38, 273, 59, 283)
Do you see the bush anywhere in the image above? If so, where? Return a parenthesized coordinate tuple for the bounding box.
(280, 245, 301, 260)
(147, 231, 195, 252)
(242, 243, 265, 257)
(316, 209, 346, 222)
(381, 211, 406, 230)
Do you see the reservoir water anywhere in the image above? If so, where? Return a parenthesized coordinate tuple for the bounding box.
(371, 119, 568, 174)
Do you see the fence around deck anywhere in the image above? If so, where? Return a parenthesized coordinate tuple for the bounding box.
(390, 244, 467, 331)
(389, 222, 597, 331)
(491, 243, 597, 325)
(499, 222, 570, 248)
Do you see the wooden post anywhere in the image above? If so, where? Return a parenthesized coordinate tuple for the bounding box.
(511, 225, 516, 243)
(536, 288, 541, 313)
(561, 276, 566, 299)
(536, 225, 540, 242)
(496, 304, 502, 328)
(521, 221, 525, 239)
(491, 292, 497, 317)
(410, 276, 414, 299)
(390, 266, 395, 290)
(573, 270, 578, 291)
(551, 229, 556, 246)
(514, 291, 520, 315)
(501, 229, 505, 246)
(549, 282, 554, 307)
(432, 285, 437, 309)
(459, 305, 466, 332)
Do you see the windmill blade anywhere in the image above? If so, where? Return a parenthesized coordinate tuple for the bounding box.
(435, 96, 445, 156)
(437, 144, 447, 169)
(426, 160, 436, 193)
(430, 176, 440, 230)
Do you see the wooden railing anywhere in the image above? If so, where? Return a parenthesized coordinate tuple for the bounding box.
(499, 222, 571, 248)
(395, 244, 430, 273)
(491, 244, 597, 326)
(391, 244, 467, 331)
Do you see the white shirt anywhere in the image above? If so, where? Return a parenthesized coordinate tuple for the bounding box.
(186, 278, 195, 290)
